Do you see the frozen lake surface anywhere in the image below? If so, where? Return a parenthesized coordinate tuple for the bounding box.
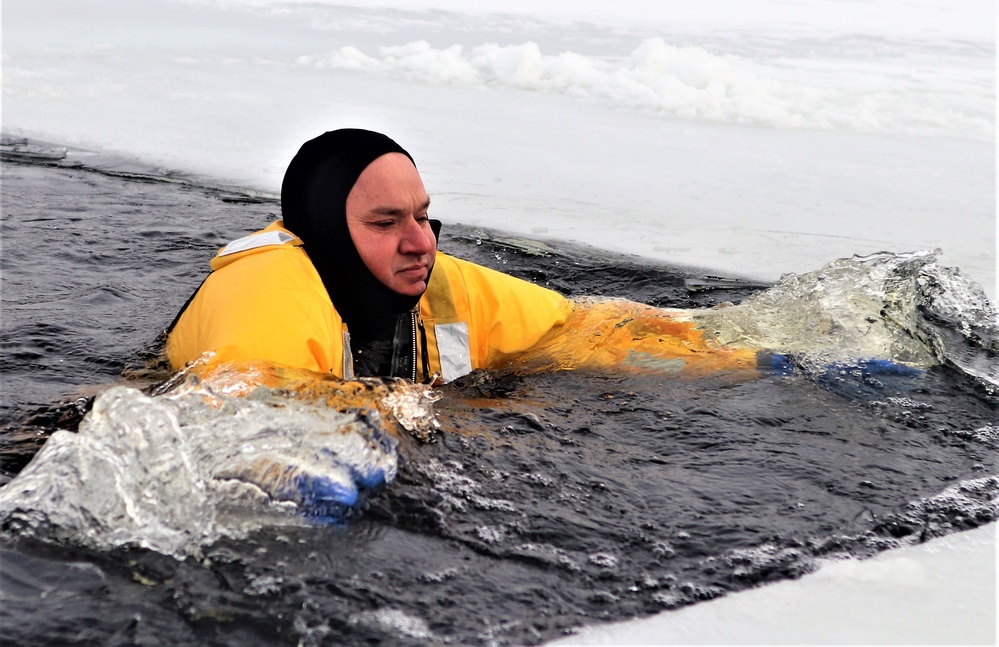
(3, 0, 994, 298)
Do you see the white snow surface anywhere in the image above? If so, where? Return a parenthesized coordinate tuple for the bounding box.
(2, 0, 996, 643)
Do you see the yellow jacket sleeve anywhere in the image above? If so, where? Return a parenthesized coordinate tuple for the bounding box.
(166, 241, 343, 374)
(418, 254, 757, 378)
(515, 298, 760, 376)
(430, 255, 573, 370)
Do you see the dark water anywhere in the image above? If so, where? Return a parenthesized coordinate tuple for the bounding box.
(1, 147, 996, 646)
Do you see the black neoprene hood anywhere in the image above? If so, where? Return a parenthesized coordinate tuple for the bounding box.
(280, 128, 424, 334)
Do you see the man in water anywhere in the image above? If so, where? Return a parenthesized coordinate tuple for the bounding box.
(168, 128, 770, 383)
(166, 129, 575, 383)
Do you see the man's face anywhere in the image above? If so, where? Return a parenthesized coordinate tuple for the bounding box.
(346, 152, 437, 296)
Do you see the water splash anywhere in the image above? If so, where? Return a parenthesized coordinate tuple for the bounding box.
(0, 368, 441, 557)
(683, 250, 997, 388)
(0, 387, 216, 556)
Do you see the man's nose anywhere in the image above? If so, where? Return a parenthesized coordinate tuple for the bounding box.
(400, 218, 435, 255)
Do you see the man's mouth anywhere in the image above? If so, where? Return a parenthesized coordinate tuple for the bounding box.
(398, 264, 428, 278)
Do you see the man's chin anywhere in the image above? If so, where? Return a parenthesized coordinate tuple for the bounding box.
(394, 280, 428, 297)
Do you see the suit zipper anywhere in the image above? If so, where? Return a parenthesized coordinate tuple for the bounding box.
(410, 311, 418, 382)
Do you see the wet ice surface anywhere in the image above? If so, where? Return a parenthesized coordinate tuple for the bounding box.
(1, 157, 997, 645)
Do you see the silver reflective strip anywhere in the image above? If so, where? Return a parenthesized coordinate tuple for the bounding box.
(342, 331, 354, 380)
(435, 322, 472, 382)
(218, 230, 295, 257)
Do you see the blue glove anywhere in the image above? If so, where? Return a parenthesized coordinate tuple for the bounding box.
(814, 358, 925, 400)
(756, 352, 925, 400)
(296, 433, 398, 523)
(289, 467, 362, 524)
(212, 419, 399, 525)
(756, 351, 795, 376)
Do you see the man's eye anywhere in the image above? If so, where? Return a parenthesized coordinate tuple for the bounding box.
(373, 221, 395, 229)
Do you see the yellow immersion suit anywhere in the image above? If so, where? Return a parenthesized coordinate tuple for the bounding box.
(166, 222, 759, 381)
